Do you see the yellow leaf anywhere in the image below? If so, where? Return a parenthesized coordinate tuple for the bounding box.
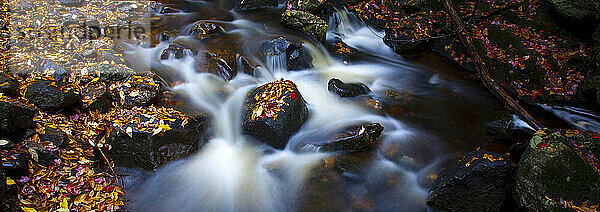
(60, 197, 69, 209)
(6, 177, 15, 185)
(90, 77, 100, 83)
(21, 207, 37, 212)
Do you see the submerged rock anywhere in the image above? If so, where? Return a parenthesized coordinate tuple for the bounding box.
(515, 129, 600, 211)
(328, 78, 370, 98)
(106, 108, 210, 170)
(0, 98, 36, 134)
(24, 80, 81, 112)
(242, 79, 309, 149)
(0, 73, 19, 97)
(426, 150, 515, 212)
(259, 37, 313, 71)
(281, 10, 328, 43)
(34, 59, 69, 81)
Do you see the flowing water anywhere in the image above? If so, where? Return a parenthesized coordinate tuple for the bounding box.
(121, 1, 502, 211)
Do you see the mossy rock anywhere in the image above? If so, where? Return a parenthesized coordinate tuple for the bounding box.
(515, 129, 600, 211)
(544, 0, 600, 21)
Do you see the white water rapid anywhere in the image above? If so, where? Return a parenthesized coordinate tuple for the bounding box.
(122, 7, 469, 212)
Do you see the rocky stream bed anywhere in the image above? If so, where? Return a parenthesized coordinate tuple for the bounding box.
(1, 0, 600, 211)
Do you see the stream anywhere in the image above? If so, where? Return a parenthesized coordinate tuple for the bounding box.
(120, 1, 502, 211)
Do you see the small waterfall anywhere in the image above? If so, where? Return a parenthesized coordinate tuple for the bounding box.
(266, 53, 288, 74)
(124, 8, 454, 211)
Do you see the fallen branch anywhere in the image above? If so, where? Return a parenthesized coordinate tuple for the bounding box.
(442, 0, 543, 130)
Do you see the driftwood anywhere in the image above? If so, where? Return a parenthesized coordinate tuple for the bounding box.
(442, 0, 543, 130)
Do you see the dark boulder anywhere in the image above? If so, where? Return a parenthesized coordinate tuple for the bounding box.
(237, 55, 258, 76)
(485, 115, 535, 162)
(382, 12, 444, 56)
(242, 79, 309, 149)
(39, 128, 69, 149)
(281, 10, 328, 43)
(426, 150, 515, 212)
(110, 75, 161, 108)
(259, 37, 313, 71)
(196, 50, 238, 81)
(189, 21, 224, 40)
(84, 63, 134, 84)
(105, 108, 210, 170)
(160, 39, 200, 60)
(237, 0, 278, 10)
(0, 98, 37, 134)
(24, 80, 81, 112)
(515, 129, 600, 211)
(0, 73, 19, 97)
(81, 81, 113, 113)
(303, 123, 383, 153)
(326, 40, 363, 64)
(328, 78, 370, 98)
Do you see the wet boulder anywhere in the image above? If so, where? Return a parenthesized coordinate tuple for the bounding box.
(110, 75, 161, 108)
(485, 115, 535, 162)
(81, 81, 113, 113)
(328, 78, 370, 98)
(189, 21, 224, 40)
(303, 123, 384, 153)
(237, 55, 258, 76)
(515, 129, 600, 211)
(195, 49, 238, 81)
(160, 39, 200, 60)
(259, 37, 313, 71)
(382, 12, 444, 56)
(105, 107, 210, 170)
(24, 80, 81, 112)
(0, 73, 19, 97)
(0, 98, 36, 134)
(426, 150, 515, 212)
(326, 40, 363, 64)
(281, 10, 328, 43)
(237, 0, 278, 10)
(242, 79, 309, 149)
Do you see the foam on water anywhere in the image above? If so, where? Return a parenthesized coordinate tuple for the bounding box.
(123, 9, 451, 211)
